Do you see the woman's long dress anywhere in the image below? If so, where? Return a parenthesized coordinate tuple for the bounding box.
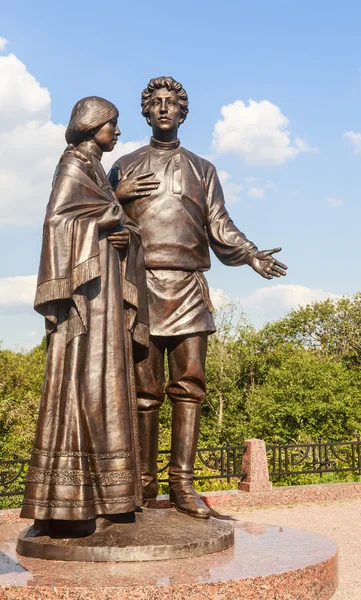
(20, 141, 148, 521)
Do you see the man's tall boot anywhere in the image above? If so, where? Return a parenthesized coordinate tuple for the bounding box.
(168, 402, 210, 519)
(138, 409, 159, 507)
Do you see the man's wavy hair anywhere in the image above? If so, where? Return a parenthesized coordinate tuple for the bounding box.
(141, 76, 189, 123)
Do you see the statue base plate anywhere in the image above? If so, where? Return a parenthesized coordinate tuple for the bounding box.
(0, 513, 338, 599)
(16, 508, 234, 562)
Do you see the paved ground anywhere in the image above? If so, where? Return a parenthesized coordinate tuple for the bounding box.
(228, 499, 361, 600)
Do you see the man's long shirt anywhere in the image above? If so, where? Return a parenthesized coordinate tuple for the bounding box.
(109, 138, 257, 337)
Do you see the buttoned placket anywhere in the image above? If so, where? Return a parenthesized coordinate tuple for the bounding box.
(173, 153, 181, 194)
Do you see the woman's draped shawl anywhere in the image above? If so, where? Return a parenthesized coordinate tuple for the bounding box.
(20, 150, 149, 520)
(35, 153, 149, 347)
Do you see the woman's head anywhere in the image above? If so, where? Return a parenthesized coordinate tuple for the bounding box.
(65, 96, 120, 151)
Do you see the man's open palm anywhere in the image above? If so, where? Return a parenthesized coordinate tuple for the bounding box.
(248, 248, 288, 280)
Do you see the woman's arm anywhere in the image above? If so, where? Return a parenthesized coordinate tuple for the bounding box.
(97, 201, 123, 231)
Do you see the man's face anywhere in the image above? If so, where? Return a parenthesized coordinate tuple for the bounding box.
(147, 88, 183, 133)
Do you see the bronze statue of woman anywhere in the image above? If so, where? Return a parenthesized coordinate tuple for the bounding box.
(20, 97, 149, 534)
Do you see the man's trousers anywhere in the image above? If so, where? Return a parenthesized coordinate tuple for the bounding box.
(133, 332, 208, 504)
(135, 333, 208, 410)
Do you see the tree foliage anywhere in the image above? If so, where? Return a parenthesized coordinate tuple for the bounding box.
(1, 294, 361, 463)
(0, 338, 46, 458)
(202, 293, 361, 445)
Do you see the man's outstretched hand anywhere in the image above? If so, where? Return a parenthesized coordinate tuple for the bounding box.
(248, 248, 287, 280)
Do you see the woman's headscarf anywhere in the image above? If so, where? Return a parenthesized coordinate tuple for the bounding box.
(65, 96, 119, 145)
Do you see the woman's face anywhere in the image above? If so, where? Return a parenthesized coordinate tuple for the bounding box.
(93, 118, 120, 152)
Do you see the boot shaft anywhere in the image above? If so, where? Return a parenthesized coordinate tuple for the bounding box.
(169, 402, 201, 485)
(138, 409, 159, 500)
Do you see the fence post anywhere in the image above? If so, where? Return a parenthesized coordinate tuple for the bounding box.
(239, 438, 272, 492)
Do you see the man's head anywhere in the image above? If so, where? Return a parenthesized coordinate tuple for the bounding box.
(141, 77, 189, 141)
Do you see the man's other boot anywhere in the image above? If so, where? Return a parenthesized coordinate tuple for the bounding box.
(169, 402, 210, 519)
(139, 409, 159, 507)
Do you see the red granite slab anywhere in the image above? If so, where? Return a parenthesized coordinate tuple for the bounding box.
(4, 482, 361, 525)
(0, 515, 337, 599)
(151, 481, 361, 510)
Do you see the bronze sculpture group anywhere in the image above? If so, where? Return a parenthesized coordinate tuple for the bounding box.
(20, 77, 287, 539)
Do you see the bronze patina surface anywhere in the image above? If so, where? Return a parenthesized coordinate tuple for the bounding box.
(108, 77, 288, 520)
(19, 97, 149, 531)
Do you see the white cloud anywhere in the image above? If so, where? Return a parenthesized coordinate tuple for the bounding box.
(218, 171, 243, 205)
(294, 138, 315, 153)
(245, 176, 259, 185)
(239, 284, 339, 315)
(0, 53, 51, 130)
(210, 287, 231, 309)
(0, 275, 37, 308)
(247, 179, 275, 199)
(326, 197, 344, 207)
(344, 131, 361, 154)
(210, 284, 339, 326)
(0, 52, 66, 225)
(248, 186, 265, 198)
(0, 38, 8, 52)
(217, 171, 230, 184)
(212, 99, 317, 166)
(21, 329, 43, 350)
(0, 279, 340, 346)
(0, 49, 146, 226)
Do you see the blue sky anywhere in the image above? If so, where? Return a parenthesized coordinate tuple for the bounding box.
(0, 0, 360, 348)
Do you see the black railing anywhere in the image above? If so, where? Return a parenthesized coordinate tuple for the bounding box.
(0, 460, 29, 498)
(157, 443, 247, 484)
(0, 445, 247, 500)
(267, 437, 361, 478)
(1, 438, 361, 500)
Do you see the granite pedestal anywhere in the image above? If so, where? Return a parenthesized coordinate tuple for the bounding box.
(0, 508, 338, 599)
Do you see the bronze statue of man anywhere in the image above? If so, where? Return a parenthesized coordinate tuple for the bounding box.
(108, 77, 287, 519)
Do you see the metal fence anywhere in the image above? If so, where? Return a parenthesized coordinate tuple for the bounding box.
(267, 437, 361, 478)
(0, 460, 29, 498)
(157, 443, 247, 484)
(1, 437, 361, 499)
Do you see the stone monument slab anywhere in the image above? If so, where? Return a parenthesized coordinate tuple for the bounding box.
(16, 509, 234, 562)
(0, 513, 338, 599)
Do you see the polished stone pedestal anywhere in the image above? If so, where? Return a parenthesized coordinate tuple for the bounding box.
(0, 510, 338, 599)
(16, 509, 234, 562)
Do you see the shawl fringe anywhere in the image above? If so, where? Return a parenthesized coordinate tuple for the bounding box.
(35, 257, 100, 309)
(72, 256, 100, 292)
(35, 256, 101, 341)
(35, 279, 71, 312)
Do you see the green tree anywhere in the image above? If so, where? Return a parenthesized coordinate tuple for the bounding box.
(261, 293, 361, 370)
(0, 339, 46, 459)
(203, 304, 257, 445)
(245, 347, 361, 443)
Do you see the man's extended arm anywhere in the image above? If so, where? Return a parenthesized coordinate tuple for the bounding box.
(204, 164, 287, 279)
(204, 164, 257, 265)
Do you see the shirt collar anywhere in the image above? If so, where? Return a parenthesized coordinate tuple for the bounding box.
(150, 137, 180, 151)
